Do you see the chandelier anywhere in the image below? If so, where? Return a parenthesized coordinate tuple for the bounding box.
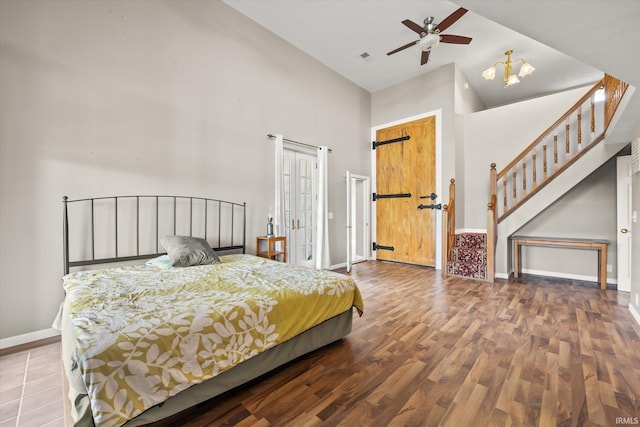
(482, 49, 535, 87)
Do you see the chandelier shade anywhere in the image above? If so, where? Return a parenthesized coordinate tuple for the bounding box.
(518, 62, 535, 77)
(482, 49, 534, 87)
(482, 66, 496, 80)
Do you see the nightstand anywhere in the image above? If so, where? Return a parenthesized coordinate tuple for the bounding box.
(256, 236, 287, 262)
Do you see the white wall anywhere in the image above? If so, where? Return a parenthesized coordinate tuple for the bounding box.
(454, 64, 485, 229)
(515, 158, 618, 281)
(0, 0, 371, 339)
(463, 86, 593, 230)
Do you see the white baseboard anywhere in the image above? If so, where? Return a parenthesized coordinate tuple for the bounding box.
(330, 259, 371, 271)
(495, 272, 509, 280)
(330, 262, 347, 270)
(521, 268, 617, 285)
(630, 304, 640, 327)
(0, 328, 61, 350)
(458, 228, 487, 234)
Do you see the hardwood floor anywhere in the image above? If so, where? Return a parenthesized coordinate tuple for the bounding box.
(2, 261, 639, 426)
(165, 261, 640, 426)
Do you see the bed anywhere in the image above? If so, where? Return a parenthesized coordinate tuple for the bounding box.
(55, 195, 363, 427)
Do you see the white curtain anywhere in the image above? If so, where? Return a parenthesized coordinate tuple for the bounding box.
(274, 134, 285, 238)
(315, 146, 331, 269)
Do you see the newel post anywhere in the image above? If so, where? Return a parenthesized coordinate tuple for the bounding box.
(442, 205, 449, 276)
(487, 163, 497, 283)
(448, 178, 455, 233)
(486, 201, 495, 283)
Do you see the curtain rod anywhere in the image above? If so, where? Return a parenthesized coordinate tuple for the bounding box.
(267, 134, 332, 153)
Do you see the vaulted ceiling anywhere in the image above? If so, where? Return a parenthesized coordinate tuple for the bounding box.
(223, 0, 639, 142)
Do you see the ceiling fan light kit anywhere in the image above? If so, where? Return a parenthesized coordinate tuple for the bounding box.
(386, 7, 472, 66)
(418, 33, 440, 51)
(483, 49, 535, 87)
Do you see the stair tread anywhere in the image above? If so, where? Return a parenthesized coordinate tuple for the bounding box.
(447, 261, 486, 267)
(451, 247, 486, 252)
(454, 233, 487, 250)
(447, 272, 487, 280)
(446, 262, 487, 280)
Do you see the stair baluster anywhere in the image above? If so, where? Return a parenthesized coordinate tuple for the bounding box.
(485, 74, 629, 282)
(542, 142, 548, 180)
(577, 105, 583, 151)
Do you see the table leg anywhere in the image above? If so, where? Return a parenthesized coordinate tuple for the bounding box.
(599, 245, 607, 290)
(513, 241, 521, 278)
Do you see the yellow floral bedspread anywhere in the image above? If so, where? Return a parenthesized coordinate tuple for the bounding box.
(63, 254, 363, 427)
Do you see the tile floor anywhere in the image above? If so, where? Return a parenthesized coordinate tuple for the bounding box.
(0, 342, 64, 427)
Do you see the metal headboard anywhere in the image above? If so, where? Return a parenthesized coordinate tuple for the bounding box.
(63, 195, 246, 275)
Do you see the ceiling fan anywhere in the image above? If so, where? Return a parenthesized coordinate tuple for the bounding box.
(387, 7, 472, 66)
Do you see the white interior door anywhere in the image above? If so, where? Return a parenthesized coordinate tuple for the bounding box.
(283, 149, 317, 267)
(346, 172, 370, 272)
(617, 155, 632, 292)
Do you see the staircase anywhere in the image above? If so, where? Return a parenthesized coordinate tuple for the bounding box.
(446, 233, 488, 280)
(484, 74, 630, 281)
(441, 74, 630, 282)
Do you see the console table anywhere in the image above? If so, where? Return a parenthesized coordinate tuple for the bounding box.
(512, 236, 610, 289)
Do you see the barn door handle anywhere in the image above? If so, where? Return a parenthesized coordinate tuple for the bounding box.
(418, 203, 442, 210)
(420, 193, 438, 200)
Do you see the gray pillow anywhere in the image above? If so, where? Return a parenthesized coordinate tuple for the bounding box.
(160, 235, 220, 267)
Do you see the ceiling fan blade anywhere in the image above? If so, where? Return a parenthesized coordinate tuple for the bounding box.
(439, 34, 472, 44)
(387, 40, 419, 56)
(421, 50, 430, 65)
(435, 7, 468, 33)
(402, 19, 425, 35)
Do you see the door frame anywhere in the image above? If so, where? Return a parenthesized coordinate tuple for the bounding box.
(282, 146, 318, 267)
(371, 109, 443, 269)
(617, 155, 632, 292)
(346, 172, 371, 272)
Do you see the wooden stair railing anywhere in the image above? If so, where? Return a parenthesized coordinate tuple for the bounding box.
(486, 74, 629, 282)
(442, 178, 455, 275)
(493, 74, 628, 223)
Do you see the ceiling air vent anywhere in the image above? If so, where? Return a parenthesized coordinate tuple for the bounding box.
(360, 52, 374, 63)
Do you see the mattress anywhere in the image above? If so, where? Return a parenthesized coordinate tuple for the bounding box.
(57, 254, 363, 427)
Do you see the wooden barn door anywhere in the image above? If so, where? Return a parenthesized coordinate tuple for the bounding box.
(375, 116, 437, 267)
